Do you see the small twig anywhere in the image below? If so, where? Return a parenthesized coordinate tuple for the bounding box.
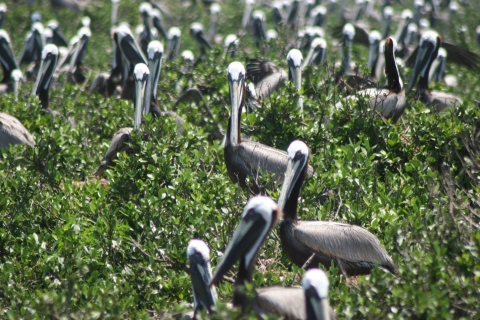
(334, 187, 342, 220)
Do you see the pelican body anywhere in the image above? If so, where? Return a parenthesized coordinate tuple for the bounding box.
(338, 37, 406, 123)
(187, 239, 217, 318)
(407, 31, 462, 111)
(278, 140, 396, 276)
(0, 113, 35, 149)
(225, 62, 313, 193)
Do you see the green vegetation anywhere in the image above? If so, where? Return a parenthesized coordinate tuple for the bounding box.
(1, 0, 480, 319)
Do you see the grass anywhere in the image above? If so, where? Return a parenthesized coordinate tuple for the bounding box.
(1, 0, 480, 319)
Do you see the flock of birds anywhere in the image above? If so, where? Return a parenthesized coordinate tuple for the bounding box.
(1, 0, 480, 319)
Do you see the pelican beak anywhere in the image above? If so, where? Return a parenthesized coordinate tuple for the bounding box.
(69, 32, 90, 73)
(189, 253, 217, 312)
(145, 50, 163, 115)
(304, 287, 331, 320)
(367, 41, 380, 69)
(32, 51, 57, 96)
(227, 73, 244, 146)
(115, 31, 147, 65)
(288, 60, 303, 113)
(167, 36, 179, 61)
(210, 208, 272, 287)
(278, 154, 306, 212)
(134, 70, 148, 130)
(407, 39, 438, 93)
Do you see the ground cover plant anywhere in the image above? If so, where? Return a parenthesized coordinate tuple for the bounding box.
(1, 0, 480, 319)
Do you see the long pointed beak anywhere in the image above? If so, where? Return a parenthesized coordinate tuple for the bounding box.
(228, 78, 243, 146)
(167, 37, 179, 61)
(145, 53, 162, 115)
(367, 42, 380, 69)
(303, 46, 315, 69)
(189, 254, 217, 312)
(305, 287, 331, 320)
(69, 35, 89, 73)
(407, 41, 435, 93)
(134, 75, 148, 130)
(289, 65, 303, 113)
(32, 57, 53, 96)
(210, 211, 267, 287)
(13, 79, 20, 102)
(277, 157, 304, 212)
(118, 34, 147, 65)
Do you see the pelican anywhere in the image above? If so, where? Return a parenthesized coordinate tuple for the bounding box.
(150, 8, 167, 41)
(18, 22, 44, 80)
(302, 269, 335, 320)
(246, 49, 303, 111)
(278, 140, 396, 276)
(303, 37, 327, 68)
(94, 63, 149, 177)
(114, 25, 148, 100)
(210, 196, 317, 319)
(0, 30, 21, 95)
(139, 2, 154, 54)
(252, 11, 267, 50)
(407, 31, 463, 111)
(46, 20, 68, 48)
(308, 5, 327, 28)
(336, 37, 406, 123)
(166, 27, 181, 61)
(32, 44, 60, 115)
(225, 62, 313, 193)
(144, 40, 185, 130)
(271, 1, 285, 26)
(381, 6, 393, 39)
(223, 34, 238, 58)
(187, 239, 217, 318)
(209, 3, 221, 43)
(0, 112, 35, 149)
(67, 26, 91, 83)
(242, 0, 255, 28)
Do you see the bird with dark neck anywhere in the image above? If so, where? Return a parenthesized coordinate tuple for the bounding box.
(278, 140, 396, 276)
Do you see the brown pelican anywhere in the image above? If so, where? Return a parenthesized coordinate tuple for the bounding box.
(94, 63, 149, 177)
(381, 6, 393, 38)
(308, 5, 327, 28)
(0, 112, 35, 149)
(166, 27, 181, 61)
(302, 268, 335, 320)
(252, 10, 267, 50)
(278, 140, 396, 276)
(407, 31, 463, 111)
(114, 24, 148, 100)
(242, 0, 255, 28)
(32, 44, 60, 115)
(210, 196, 310, 319)
(223, 34, 238, 58)
(0, 30, 22, 96)
(139, 2, 154, 54)
(67, 26, 91, 83)
(302, 37, 327, 68)
(190, 23, 211, 66)
(225, 62, 313, 193)
(147, 11, 163, 41)
(208, 3, 221, 43)
(246, 48, 303, 107)
(271, 1, 285, 26)
(187, 239, 217, 318)
(46, 20, 68, 48)
(18, 22, 44, 80)
(336, 37, 406, 123)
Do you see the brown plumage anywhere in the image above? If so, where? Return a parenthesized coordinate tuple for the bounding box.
(278, 140, 395, 276)
(0, 112, 36, 149)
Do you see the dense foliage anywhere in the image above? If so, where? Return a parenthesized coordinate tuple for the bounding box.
(1, 0, 479, 319)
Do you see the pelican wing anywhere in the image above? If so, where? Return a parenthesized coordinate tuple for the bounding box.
(430, 91, 463, 111)
(237, 141, 314, 181)
(331, 23, 370, 47)
(406, 42, 480, 70)
(104, 127, 133, 161)
(246, 60, 287, 100)
(294, 221, 395, 269)
(0, 112, 35, 148)
(256, 287, 305, 319)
